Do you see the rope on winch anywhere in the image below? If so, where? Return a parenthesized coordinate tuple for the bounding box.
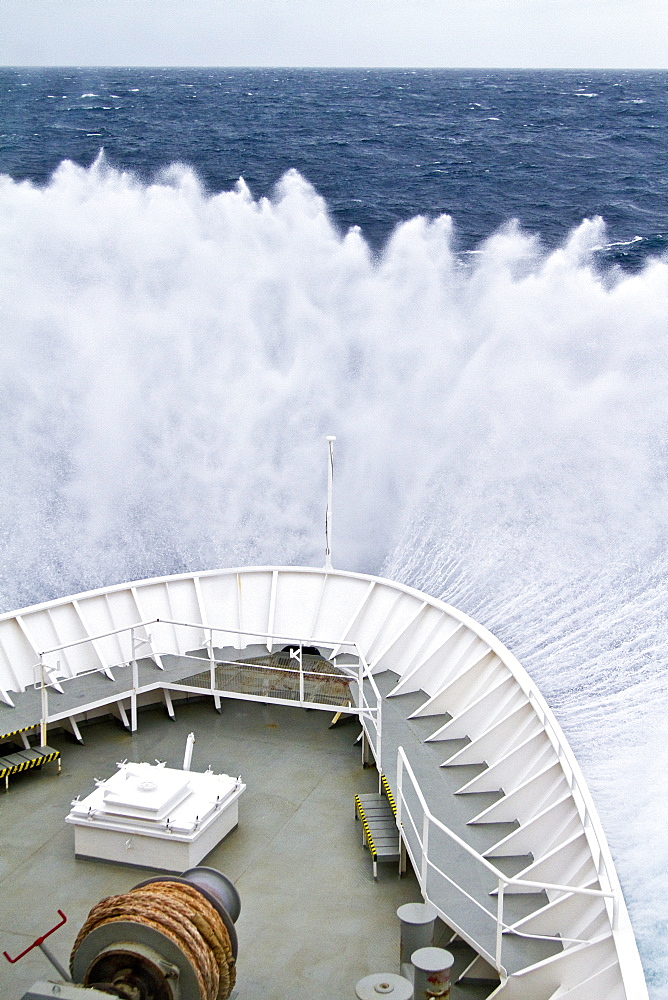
(70, 880, 236, 1000)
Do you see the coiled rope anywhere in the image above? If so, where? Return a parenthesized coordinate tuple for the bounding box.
(71, 880, 236, 1000)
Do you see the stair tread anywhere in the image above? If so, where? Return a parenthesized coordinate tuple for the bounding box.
(367, 671, 563, 975)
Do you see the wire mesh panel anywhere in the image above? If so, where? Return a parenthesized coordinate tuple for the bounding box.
(180, 648, 353, 708)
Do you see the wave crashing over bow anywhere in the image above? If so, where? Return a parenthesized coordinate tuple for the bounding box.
(1, 158, 667, 994)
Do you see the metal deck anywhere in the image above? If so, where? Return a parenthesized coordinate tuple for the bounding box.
(0, 696, 488, 999)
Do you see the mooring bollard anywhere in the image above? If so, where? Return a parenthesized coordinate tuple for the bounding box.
(411, 946, 455, 999)
(396, 902, 437, 980)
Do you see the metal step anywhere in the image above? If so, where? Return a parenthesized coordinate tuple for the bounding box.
(368, 670, 564, 975)
(354, 791, 400, 879)
(0, 744, 61, 790)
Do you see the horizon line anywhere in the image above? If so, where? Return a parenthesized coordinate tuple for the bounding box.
(2, 64, 668, 72)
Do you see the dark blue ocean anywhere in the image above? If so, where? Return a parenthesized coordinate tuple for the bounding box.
(1, 68, 668, 996)
(2, 67, 667, 267)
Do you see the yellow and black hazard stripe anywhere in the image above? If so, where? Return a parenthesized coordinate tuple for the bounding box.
(0, 746, 60, 780)
(381, 774, 397, 817)
(0, 722, 40, 743)
(354, 794, 377, 859)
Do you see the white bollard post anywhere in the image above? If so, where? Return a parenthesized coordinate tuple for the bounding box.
(411, 947, 454, 1000)
(397, 902, 437, 980)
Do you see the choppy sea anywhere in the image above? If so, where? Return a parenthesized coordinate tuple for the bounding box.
(2, 67, 668, 265)
(1, 68, 668, 994)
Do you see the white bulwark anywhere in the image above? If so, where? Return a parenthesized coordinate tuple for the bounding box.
(66, 760, 245, 871)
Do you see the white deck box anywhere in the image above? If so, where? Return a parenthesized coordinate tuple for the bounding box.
(66, 760, 245, 872)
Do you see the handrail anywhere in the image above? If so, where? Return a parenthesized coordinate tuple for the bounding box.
(355, 649, 382, 772)
(398, 752, 602, 964)
(38, 616, 365, 658)
(398, 747, 616, 898)
(32, 617, 383, 772)
(343, 663, 383, 771)
(396, 746, 617, 972)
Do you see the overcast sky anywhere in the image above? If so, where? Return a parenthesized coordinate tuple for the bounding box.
(1, 0, 666, 69)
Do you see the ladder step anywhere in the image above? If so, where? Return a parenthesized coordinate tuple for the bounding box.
(355, 792, 400, 875)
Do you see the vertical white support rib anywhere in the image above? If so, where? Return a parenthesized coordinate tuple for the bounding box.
(130, 588, 164, 669)
(163, 583, 178, 652)
(193, 576, 209, 628)
(15, 615, 40, 662)
(0, 630, 22, 695)
(72, 600, 113, 679)
(310, 572, 329, 639)
(103, 593, 126, 663)
(329, 580, 375, 659)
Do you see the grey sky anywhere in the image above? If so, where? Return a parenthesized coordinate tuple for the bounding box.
(1, 0, 666, 68)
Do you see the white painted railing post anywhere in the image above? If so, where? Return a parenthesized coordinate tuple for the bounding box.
(130, 627, 138, 733)
(397, 749, 404, 831)
(299, 643, 305, 704)
(208, 628, 221, 713)
(39, 658, 48, 746)
(421, 812, 430, 890)
(496, 878, 505, 971)
(358, 654, 364, 748)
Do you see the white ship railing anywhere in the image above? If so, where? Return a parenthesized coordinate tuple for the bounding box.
(33, 617, 383, 770)
(396, 746, 617, 975)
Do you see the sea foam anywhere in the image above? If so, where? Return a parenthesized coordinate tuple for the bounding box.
(1, 157, 667, 993)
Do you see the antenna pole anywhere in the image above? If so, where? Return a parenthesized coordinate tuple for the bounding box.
(324, 436, 336, 570)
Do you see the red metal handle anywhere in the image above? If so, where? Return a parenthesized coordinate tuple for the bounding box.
(3, 910, 67, 964)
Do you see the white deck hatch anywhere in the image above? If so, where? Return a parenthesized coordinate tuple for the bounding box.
(66, 760, 245, 869)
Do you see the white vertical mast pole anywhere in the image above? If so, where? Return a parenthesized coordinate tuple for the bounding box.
(324, 435, 336, 570)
